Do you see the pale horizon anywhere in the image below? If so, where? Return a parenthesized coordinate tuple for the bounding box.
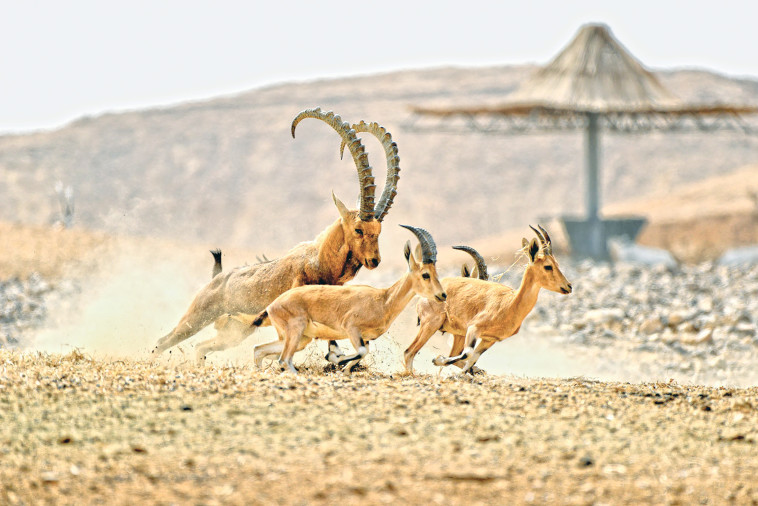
(3, 0, 758, 135)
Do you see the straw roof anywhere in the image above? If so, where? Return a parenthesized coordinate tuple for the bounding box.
(412, 23, 758, 118)
(506, 23, 678, 113)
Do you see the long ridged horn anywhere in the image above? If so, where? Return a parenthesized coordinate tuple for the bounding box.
(529, 225, 550, 254)
(292, 108, 375, 221)
(538, 224, 553, 255)
(452, 245, 489, 280)
(400, 225, 437, 264)
(340, 121, 400, 222)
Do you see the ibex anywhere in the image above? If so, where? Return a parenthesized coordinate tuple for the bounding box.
(153, 108, 400, 356)
(403, 226, 572, 374)
(453, 245, 489, 280)
(249, 225, 445, 373)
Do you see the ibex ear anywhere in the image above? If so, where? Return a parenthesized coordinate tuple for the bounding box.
(405, 240, 419, 270)
(332, 192, 350, 221)
(461, 265, 471, 277)
(528, 238, 540, 263)
(522, 238, 529, 249)
(471, 265, 480, 279)
(414, 243, 423, 262)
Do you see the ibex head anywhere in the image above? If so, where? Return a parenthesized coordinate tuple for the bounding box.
(292, 108, 400, 270)
(522, 225, 572, 295)
(333, 192, 382, 268)
(401, 225, 446, 302)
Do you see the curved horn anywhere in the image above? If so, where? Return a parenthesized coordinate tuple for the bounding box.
(340, 121, 400, 222)
(452, 245, 489, 280)
(537, 224, 553, 255)
(292, 108, 375, 221)
(399, 225, 437, 264)
(530, 225, 548, 253)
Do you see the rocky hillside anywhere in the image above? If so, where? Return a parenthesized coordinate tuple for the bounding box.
(0, 66, 757, 258)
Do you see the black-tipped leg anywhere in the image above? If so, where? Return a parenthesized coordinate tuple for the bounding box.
(325, 340, 345, 364)
(337, 339, 368, 373)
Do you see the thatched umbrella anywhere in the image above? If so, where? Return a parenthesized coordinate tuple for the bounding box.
(409, 24, 758, 258)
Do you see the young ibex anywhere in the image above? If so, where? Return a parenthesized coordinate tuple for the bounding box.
(153, 108, 401, 357)
(453, 245, 489, 280)
(250, 225, 445, 374)
(403, 226, 572, 374)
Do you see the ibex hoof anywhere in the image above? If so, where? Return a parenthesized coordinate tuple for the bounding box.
(432, 355, 447, 367)
(324, 351, 343, 364)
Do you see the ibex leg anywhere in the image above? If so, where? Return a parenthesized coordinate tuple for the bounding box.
(337, 330, 368, 372)
(448, 334, 485, 374)
(403, 311, 445, 374)
(254, 340, 285, 368)
(195, 315, 256, 362)
(325, 340, 345, 364)
(340, 341, 369, 373)
(461, 339, 495, 374)
(277, 319, 309, 374)
(153, 290, 225, 354)
(433, 326, 479, 367)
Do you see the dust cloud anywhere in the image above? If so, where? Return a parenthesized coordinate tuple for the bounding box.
(31, 242, 217, 358)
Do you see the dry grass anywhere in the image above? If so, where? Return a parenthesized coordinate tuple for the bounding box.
(638, 211, 758, 263)
(0, 219, 275, 281)
(0, 222, 110, 279)
(1, 349, 756, 504)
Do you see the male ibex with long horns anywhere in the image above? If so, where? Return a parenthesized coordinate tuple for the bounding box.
(153, 108, 400, 357)
(403, 226, 572, 374)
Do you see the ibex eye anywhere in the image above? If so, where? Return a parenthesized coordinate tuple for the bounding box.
(544, 265, 553, 271)
(354, 229, 363, 236)
(422, 273, 430, 280)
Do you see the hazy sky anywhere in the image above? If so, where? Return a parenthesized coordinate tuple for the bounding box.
(2, 0, 757, 134)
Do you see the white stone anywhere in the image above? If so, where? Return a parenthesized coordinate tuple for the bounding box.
(718, 245, 758, 266)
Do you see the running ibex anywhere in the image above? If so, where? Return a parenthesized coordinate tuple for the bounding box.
(403, 226, 572, 374)
(153, 108, 401, 357)
(250, 225, 445, 373)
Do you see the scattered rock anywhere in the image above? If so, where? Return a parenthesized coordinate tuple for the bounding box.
(583, 308, 625, 325)
(0, 273, 53, 348)
(639, 317, 663, 335)
(578, 456, 594, 467)
(680, 329, 713, 346)
(493, 258, 758, 386)
(718, 245, 758, 266)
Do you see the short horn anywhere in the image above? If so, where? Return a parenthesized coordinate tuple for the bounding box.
(292, 108, 375, 221)
(530, 225, 547, 252)
(537, 224, 553, 255)
(399, 225, 437, 264)
(452, 245, 489, 281)
(340, 121, 400, 223)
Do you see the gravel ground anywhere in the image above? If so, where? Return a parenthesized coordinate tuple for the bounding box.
(1, 350, 757, 505)
(0, 274, 53, 347)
